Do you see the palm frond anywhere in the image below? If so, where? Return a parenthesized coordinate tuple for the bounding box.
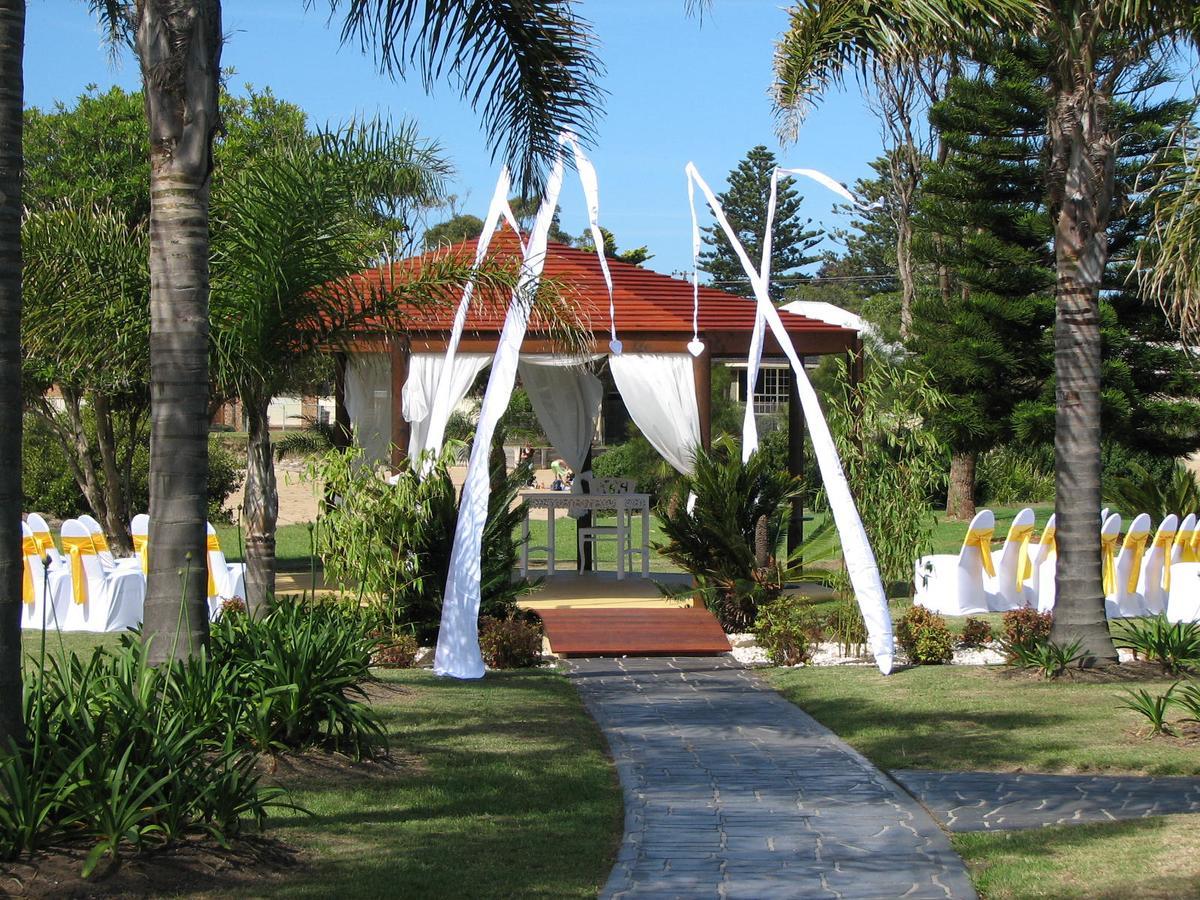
(325, 0, 605, 193)
(1141, 125, 1200, 341)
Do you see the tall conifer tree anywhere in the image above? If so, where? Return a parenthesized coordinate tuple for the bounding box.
(698, 145, 821, 302)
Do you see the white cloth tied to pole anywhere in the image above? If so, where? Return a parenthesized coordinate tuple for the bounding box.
(686, 161, 895, 675)
(401, 352, 491, 459)
(344, 352, 392, 466)
(519, 354, 605, 516)
(609, 353, 701, 476)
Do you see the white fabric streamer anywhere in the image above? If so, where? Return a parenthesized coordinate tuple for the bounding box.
(685, 162, 895, 675)
(609, 353, 701, 476)
(435, 157, 567, 679)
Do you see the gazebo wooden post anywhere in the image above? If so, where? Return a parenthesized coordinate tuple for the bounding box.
(693, 343, 712, 452)
(579, 446, 594, 573)
(390, 336, 411, 468)
(332, 352, 351, 451)
(787, 367, 806, 557)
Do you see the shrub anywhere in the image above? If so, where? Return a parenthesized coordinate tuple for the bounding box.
(592, 434, 679, 501)
(654, 437, 802, 632)
(0, 637, 284, 874)
(1112, 615, 1200, 676)
(753, 596, 820, 666)
(372, 632, 420, 669)
(896, 606, 954, 665)
(959, 617, 994, 649)
(211, 598, 383, 757)
(479, 616, 544, 669)
(977, 445, 1055, 505)
(311, 436, 534, 645)
(826, 600, 868, 657)
(1001, 608, 1053, 660)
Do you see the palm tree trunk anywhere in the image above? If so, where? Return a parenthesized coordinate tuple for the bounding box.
(0, 0, 24, 747)
(1048, 86, 1116, 665)
(92, 394, 133, 554)
(135, 1, 223, 663)
(243, 395, 277, 615)
(945, 450, 977, 521)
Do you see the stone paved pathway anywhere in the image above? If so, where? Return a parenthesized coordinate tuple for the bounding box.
(893, 770, 1200, 832)
(567, 657, 976, 900)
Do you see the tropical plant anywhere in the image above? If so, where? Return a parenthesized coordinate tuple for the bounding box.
(86, 0, 603, 662)
(826, 599, 868, 657)
(0, 0, 23, 747)
(1169, 679, 1200, 724)
(773, 0, 1200, 666)
(1104, 462, 1200, 525)
(1009, 638, 1086, 677)
(312, 441, 535, 645)
(753, 596, 820, 666)
(821, 356, 946, 590)
(895, 605, 954, 664)
(655, 436, 803, 632)
(1111, 615, 1200, 676)
(1143, 127, 1200, 337)
(1120, 685, 1177, 735)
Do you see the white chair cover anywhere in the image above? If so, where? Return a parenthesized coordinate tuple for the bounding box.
(1172, 513, 1197, 565)
(1139, 514, 1178, 616)
(986, 507, 1037, 611)
(206, 522, 247, 620)
(20, 522, 71, 631)
(608, 353, 701, 475)
(130, 514, 150, 576)
(914, 509, 995, 616)
(59, 519, 144, 632)
(1107, 512, 1151, 619)
(1031, 513, 1057, 613)
(26, 512, 65, 568)
(77, 514, 119, 571)
(1167, 562, 1200, 623)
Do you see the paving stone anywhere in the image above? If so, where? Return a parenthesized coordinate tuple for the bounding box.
(893, 770, 1200, 832)
(567, 657, 976, 899)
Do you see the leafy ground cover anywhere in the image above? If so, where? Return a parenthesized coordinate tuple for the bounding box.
(953, 815, 1200, 899)
(763, 665, 1197, 775)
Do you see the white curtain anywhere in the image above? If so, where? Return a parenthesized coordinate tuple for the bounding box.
(344, 352, 391, 466)
(402, 352, 490, 460)
(609, 353, 701, 475)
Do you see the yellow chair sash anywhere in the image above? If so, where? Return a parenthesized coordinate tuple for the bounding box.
(206, 534, 221, 597)
(61, 535, 94, 605)
(132, 534, 149, 576)
(1101, 532, 1119, 596)
(21, 536, 37, 605)
(1124, 531, 1150, 594)
(963, 527, 996, 578)
(1155, 530, 1176, 592)
(1008, 523, 1035, 590)
(90, 532, 110, 555)
(32, 530, 55, 559)
(1039, 526, 1057, 561)
(1176, 529, 1198, 564)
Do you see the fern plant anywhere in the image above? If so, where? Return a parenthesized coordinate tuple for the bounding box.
(655, 436, 802, 631)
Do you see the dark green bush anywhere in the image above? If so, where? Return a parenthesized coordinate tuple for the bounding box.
(896, 606, 954, 664)
(1112, 615, 1200, 676)
(1105, 461, 1200, 526)
(479, 616, 544, 669)
(753, 596, 820, 666)
(959, 617, 994, 649)
(1000, 608, 1054, 661)
(592, 435, 678, 501)
(977, 445, 1055, 505)
(654, 437, 802, 632)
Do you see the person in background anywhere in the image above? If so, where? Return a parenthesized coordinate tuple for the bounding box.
(550, 458, 572, 491)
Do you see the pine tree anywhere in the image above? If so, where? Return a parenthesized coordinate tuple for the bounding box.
(698, 146, 822, 302)
(910, 41, 1056, 519)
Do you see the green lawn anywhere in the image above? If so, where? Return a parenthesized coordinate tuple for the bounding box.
(953, 815, 1200, 899)
(521, 513, 684, 573)
(264, 668, 621, 899)
(763, 665, 1196, 776)
(216, 521, 317, 572)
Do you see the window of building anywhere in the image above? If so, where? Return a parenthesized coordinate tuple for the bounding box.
(733, 366, 791, 414)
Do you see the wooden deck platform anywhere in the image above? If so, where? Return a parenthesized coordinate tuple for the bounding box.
(538, 607, 731, 657)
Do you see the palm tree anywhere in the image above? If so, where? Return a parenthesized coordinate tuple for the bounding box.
(773, 0, 1199, 664)
(89, 0, 603, 661)
(0, 0, 24, 745)
(1144, 131, 1200, 335)
(208, 121, 447, 611)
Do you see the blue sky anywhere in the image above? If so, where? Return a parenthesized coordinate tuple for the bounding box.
(24, 0, 882, 276)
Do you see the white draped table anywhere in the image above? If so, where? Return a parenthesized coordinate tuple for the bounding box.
(519, 491, 651, 579)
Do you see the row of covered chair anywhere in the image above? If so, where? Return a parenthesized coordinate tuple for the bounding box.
(913, 507, 1200, 622)
(20, 513, 245, 632)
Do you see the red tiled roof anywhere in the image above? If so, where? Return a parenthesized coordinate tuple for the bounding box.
(342, 229, 856, 346)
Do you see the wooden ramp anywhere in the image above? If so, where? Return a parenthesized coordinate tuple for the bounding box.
(539, 607, 731, 657)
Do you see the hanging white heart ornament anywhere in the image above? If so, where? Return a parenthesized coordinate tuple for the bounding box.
(687, 339, 705, 357)
(609, 338, 623, 355)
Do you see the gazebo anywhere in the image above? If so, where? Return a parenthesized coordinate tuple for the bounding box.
(330, 230, 864, 555)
